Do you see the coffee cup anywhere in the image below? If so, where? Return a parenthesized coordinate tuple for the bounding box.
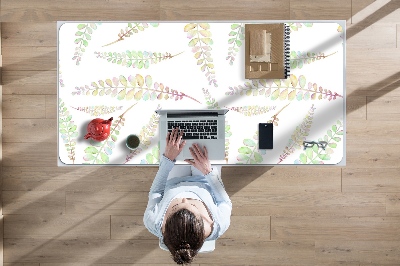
(126, 134, 140, 150)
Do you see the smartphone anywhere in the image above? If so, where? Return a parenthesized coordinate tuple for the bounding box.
(259, 123, 273, 149)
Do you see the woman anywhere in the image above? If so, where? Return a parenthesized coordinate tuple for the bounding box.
(144, 127, 232, 264)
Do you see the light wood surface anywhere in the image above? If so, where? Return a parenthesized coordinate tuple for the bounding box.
(0, 20, 4, 266)
(2, 0, 400, 265)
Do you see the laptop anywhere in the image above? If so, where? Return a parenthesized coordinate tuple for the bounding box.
(156, 109, 229, 160)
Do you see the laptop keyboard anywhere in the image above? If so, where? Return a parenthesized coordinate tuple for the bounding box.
(168, 120, 218, 139)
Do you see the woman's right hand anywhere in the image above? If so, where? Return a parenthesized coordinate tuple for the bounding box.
(184, 143, 212, 175)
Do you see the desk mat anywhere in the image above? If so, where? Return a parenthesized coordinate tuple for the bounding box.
(58, 21, 345, 165)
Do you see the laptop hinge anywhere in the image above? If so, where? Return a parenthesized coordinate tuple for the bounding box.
(167, 112, 219, 118)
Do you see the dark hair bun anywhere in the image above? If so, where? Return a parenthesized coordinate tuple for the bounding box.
(174, 247, 193, 264)
(180, 243, 191, 250)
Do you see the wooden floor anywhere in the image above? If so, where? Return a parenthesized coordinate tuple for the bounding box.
(1, 0, 400, 265)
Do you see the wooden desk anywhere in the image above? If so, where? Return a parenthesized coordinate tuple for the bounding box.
(58, 21, 345, 165)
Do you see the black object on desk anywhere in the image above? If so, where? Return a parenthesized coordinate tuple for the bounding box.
(259, 123, 273, 149)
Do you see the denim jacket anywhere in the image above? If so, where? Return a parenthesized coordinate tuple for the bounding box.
(143, 155, 232, 241)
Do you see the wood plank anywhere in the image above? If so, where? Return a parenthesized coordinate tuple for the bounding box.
(346, 96, 366, 120)
(348, 0, 400, 46)
(3, 239, 166, 264)
(351, 0, 375, 24)
(2, 142, 57, 167)
(367, 96, 400, 120)
(2, 47, 56, 71)
(111, 167, 157, 192)
(0, 216, 3, 266)
(343, 168, 400, 193)
(111, 216, 155, 240)
(0, 21, 2, 55)
(346, 48, 400, 97)
(2, 191, 65, 215)
(351, 0, 400, 24)
(199, 264, 360, 266)
(4, 238, 315, 264)
(225, 166, 341, 194)
(347, 23, 397, 49)
(0, 23, 3, 266)
(2, 119, 56, 143)
(4, 214, 110, 240)
(346, 143, 400, 168)
(66, 191, 148, 215)
(272, 216, 400, 241)
(346, 120, 400, 145)
(3, 263, 40, 266)
(290, 0, 351, 20)
(316, 240, 400, 264)
(386, 194, 400, 216)
(160, 0, 290, 20)
(2, 70, 56, 95)
(199, 239, 315, 265)
(231, 192, 386, 217)
(221, 216, 270, 240)
(46, 95, 56, 118)
(1, 22, 56, 46)
(3, 47, 57, 58)
(3, 95, 46, 118)
(0, 0, 160, 22)
(41, 264, 196, 266)
(1, 166, 152, 192)
(360, 264, 400, 266)
(2, 166, 112, 192)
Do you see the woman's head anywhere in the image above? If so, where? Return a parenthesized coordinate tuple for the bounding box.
(163, 208, 206, 264)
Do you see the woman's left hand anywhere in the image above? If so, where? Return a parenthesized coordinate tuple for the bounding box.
(164, 127, 186, 161)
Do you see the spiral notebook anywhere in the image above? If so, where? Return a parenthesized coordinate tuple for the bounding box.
(245, 23, 290, 79)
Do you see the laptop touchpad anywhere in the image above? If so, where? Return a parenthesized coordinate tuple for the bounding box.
(182, 146, 193, 159)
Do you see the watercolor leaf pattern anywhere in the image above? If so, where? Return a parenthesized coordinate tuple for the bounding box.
(103, 22, 159, 47)
(227, 105, 276, 116)
(237, 132, 264, 164)
(141, 145, 160, 164)
(294, 120, 343, 164)
(268, 103, 290, 127)
(184, 23, 218, 87)
(59, 65, 65, 87)
(337, 23, 345, 41)
(225, 122, 232, 163)
(59, 99, 78, 163)
(225, 74, 343, 101)
(202, 88, 220, 109)
(226, 23, 245, 65)
(72, 23, 100, 65)
(278, 104, 316, 163)
(288, 23, 313, 32)
(71, 105, 124, 116)
(291, 51, 337, 70)
(94, 50, 183, 69)
(72, 74, 201, 104)
(125, 107, 160, 164)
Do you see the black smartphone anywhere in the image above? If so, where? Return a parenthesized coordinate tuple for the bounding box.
(259, 123, 273, 149)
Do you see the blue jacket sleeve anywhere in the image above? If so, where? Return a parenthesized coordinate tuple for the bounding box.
(205, 167, 232, 238)
(143, 155, 175, 237)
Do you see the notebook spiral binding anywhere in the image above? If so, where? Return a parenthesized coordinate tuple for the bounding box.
(284, 24, 291, 79)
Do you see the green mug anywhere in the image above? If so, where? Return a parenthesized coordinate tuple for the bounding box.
(126, 134, 140, 150)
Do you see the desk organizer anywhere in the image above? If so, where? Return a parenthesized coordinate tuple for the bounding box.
(245, 23, 290, 79)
